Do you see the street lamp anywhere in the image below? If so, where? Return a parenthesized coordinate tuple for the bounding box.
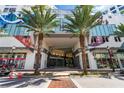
(107, 46, 115, 72)
(11, 46, 16, 64)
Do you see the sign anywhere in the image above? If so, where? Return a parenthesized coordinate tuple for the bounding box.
(15, 36, 33, 48)
(89, 36, 104, 46)
(96, 36, 103, 44)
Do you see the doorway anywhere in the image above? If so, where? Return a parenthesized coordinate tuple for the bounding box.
(47, 48, 74, 68)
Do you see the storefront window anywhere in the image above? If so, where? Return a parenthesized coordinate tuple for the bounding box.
(15, 54, 26, 69)
(96, 59, 110, 69)
(120, 59, 124, 68)
(95, 53, 120, 69)
(0, 53, 26, 69)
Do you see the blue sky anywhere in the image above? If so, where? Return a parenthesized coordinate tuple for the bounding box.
(55, 5, 111, 11)
(55, 5, 76, 10)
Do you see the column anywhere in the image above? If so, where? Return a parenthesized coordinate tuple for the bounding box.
(24, 52, 35, 70)
(40, 52, 48, 69)
(117, 54, 123, 69)
(79, 53, 83, 69)
(87, 51, 98, 70)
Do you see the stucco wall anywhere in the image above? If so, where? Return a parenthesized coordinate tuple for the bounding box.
(103, 14, 124, 26)
(89, 36, 124, 49)
(24, 52, 35, 70)
(73, 41, 80, 51)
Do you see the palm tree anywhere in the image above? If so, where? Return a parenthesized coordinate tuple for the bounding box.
(19, 5, 58, 74)
(65, 5, 102, 74)
(115, 23, 124, 36)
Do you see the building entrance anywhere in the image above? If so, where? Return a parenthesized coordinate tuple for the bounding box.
(47, 48, 75, 68)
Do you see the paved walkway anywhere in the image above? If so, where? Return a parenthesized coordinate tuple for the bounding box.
(48, 77, 77, 88)
(71, 76, 124, 88)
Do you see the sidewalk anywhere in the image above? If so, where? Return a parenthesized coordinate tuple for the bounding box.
(71, 76, 124, 88)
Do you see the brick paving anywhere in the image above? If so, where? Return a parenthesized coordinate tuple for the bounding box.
(48, 78, 77, 88)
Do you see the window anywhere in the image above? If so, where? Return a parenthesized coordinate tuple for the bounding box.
(114, 37, 118, 42)
(108, 15, 112, 18)
(4, 55, 9, 58)
(102, 36, 109, 42)
(9, 8, 16, 12)
(94, 37, 96, 42)
(91, 38, 94, 43)
(102, 10, 108, 15)
(110, 6, 115, 11)
(119, 6, 124, 11)
(3, 8, 9, 12)
(102, 37, 105, 42)
(105, 37, 109, 42)
(0, 54, 3, 58)
(118, 37, 121, 42)
(112, 10, 117, 13)
(114, 37, 121, 42)
(117, 5, 122, 7)
(91, 37, 96, 43)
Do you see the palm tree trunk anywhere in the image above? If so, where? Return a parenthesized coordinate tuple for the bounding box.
(80, 34, 88, 75)
(34, 33, 43, 75)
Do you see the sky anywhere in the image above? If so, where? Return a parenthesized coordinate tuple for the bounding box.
(55, 5, 111, 11)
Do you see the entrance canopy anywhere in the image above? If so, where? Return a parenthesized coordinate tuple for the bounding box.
(44, 33, 79, 48)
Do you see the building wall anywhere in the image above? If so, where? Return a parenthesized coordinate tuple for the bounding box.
(87, 51, 98, 70)
(73, 41, 80, 51)
(89, 36, 124, 49)
(89, 35, 124, 69)
(40, 52, 48, 69)
(103, 14, 124, 26)
(0, 36, 25, 48)
(24, 52, 35, 70)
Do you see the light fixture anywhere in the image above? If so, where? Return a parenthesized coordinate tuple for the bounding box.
(12, 46, 16, 50)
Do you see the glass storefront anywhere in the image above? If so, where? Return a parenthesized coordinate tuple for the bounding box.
(95, 53, 120, 69)
(118, 53, 124, 68)
(0, 53, 26, 69)
(47, 48, 77, 68)
(120, 59, 124, 68)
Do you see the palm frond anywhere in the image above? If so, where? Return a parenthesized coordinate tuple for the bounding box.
(20, 5, 58, 34)
(114, 23, 124, 36)
(64, 5, 102, 35)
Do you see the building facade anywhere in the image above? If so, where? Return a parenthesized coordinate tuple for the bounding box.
(102, 5, 124, 15)
(0, 5, 124, 71)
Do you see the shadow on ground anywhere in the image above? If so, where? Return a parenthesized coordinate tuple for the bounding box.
(0, 77, 47, 88)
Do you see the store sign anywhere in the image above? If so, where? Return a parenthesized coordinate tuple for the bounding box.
(96, 36, 103, 44)
(89, 36, 103, 46)
(15, 36, 32, 48)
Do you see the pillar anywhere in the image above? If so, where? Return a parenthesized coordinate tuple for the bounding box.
(117, 54, 123, 69)
(87, 51, 98, 70)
